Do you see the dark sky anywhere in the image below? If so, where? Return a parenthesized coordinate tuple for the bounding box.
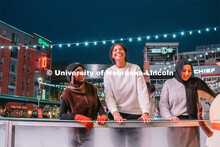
(1, 0, 220, 67)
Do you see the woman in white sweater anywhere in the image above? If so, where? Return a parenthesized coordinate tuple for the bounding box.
(104, 43, 152, 123)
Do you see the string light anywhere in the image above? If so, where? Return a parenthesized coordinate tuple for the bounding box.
(1, 26, 220, 49)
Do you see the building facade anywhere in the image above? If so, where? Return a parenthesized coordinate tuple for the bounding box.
(0, 20, 52, 99)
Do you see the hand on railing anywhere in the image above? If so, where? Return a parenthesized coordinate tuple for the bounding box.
(113, 111, 127, 124)
(75, 114, 93, 130)
(96, 115, 108, 125)
(138, 113, 153, 123)
(168, 116, 180, 121)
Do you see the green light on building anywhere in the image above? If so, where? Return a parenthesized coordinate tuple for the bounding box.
(38, 38, 49, 47)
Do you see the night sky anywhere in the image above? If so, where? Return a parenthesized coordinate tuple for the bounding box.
(1, 0, 220, 67)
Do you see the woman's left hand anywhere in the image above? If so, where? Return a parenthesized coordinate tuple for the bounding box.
(138, 113, 153, 123)
(96, 115, 108, 125)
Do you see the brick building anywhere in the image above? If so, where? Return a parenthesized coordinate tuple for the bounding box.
(0, 20, 52, 99)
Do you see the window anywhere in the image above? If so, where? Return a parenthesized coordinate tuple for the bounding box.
(23, 64, 25, 71)
(11, 47, 18, 58)
(8, 74, 16, 86)
(26, 91, 29, 97)
(0, 72, 2, 80)
(8, 88, 15, 95)
(9, 60, 17, 72)
(22, 77, 24, 86)
(12, 33, 19, 45)
(24, 39, 28, 45)
(24, 51, 26, 59)
(29, 41, 31, 45)
(3, 29, 6, 37)
(37, 46, 41, 50)
(28, 65, 30, 72)
(27, 78, 29, 86)
(28, 52, 31, 60)
(1, 43, 5, 51)
(21, 89, 24, 96)
(1, 56, 3, 65)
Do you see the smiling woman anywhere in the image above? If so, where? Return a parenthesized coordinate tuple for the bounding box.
(104, 43, 152, 146)
(159, 59, 217, 147)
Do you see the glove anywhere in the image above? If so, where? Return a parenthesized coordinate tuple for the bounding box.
(75, 114, 93, 130)
(197, 102, 213, 137)
(96, 115, 108, 125)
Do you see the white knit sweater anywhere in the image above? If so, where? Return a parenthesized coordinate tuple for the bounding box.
(104, 62, 150, 115)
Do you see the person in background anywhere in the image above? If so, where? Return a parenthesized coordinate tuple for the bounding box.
(146, 82, 156, 118)
(59, 62, 108, 146)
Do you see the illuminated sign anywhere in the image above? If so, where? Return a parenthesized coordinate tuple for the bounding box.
(38, 38, 49, 47)
(42, 57, 47, 68)
(151, 47, 173, 54)
(194, 68, 215, 74)
(42, 89, 46, 100)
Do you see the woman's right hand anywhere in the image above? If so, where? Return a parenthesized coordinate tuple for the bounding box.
(113, 111, 127, 124)
(168, 116, 179, 121)
(75, 114, 93, 130)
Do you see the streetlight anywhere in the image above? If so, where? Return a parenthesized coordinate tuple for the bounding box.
(37, 77, 43, 109)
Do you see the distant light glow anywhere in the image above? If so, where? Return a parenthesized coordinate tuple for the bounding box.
(85, 42, 88, 46)
(59, 44, 62, 48)
(94, 41, 97, 45)
(189, 31, 192, 35)
(129, 38, 132, 42)
(138, 37, 141, 41)
(112, 40, 115, 43)
(164, 34, 167, 38)
(42, 46, 45, 49)
(206, 28, 209, 31)
(147, 36, 150, 40)
(103, 41, 106, 44)
(68, 44, 70, 47)
(34, 45, 36, 48)
(181, 32, 184, 35)
(155, 35, 158, 39)
(214, 27, 217, 31)
(120, 38, 123, 41)
(173, 34, 176, 38)
(76, 43, 79, 46)
(198, 30, 201, 33)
